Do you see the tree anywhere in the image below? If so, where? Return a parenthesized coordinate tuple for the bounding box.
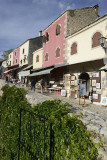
(1, 49, 14, 60)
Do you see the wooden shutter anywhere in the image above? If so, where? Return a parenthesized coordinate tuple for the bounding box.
(56, 48, 60, 57)
(92, 32, 101, 48)
(71, 43, 77, 55)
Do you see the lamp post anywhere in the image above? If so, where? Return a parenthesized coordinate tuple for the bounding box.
(99, 37, 107, 54)
(99, 37, 107, 67)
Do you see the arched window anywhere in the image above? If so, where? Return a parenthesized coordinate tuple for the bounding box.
(56, 48, 60, 58)
(71, 42, 77, 55)
(56, 24, 61, 35)
(36, 55, 39, 62)
(92, 32, 101, 48)
(45, 53, 49, 61)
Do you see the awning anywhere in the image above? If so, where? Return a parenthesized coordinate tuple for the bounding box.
(18, 70, 30, 77)
(3, 69, 13, 74)
(54, 63, 68, 68)
(99, 64, 107, 71)
(28, 68, 53, 77)
(23, 65, 33, 71)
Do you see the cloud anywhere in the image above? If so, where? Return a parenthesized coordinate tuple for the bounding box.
(58, 2, 65, 10)
(32, 0, 50, 4)
(58, 1, 77, 13)
(66, 3, 76, 10)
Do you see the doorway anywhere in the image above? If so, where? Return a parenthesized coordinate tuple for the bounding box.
(79, 72, 90, 97)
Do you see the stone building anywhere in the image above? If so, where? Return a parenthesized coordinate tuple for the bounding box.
(43, 5, 99, 69)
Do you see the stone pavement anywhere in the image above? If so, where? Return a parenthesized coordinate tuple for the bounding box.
(26, 90, 107, 160)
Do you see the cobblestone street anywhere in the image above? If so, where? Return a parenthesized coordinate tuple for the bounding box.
(26, 89, 107, 160)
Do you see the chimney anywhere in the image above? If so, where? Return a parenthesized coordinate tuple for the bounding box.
(93, 4, 99, 16)
(39, 30, 42, 36)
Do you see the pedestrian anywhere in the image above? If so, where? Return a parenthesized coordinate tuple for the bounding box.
(40, 78, 44, 94)
(89, 87, 93, 103)
(5, 75, 8, 83)
(31, 79, 36, 91)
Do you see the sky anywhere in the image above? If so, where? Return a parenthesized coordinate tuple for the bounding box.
(0, 0, 107, 58)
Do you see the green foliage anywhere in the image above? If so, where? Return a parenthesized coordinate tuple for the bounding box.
(0, 85, 29, 160)
(1, 49, 14, 60)
(33, 100, 98, 160)
(0, 85, 98, 160)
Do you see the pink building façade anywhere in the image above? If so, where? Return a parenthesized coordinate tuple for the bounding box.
(42, 5, 99, 68)
(13, 48, 20, 66)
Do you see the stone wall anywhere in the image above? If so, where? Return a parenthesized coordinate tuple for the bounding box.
(28, 36, 43, 65)
(66, 5, 99, 37)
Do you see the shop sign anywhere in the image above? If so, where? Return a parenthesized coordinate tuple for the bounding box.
(96, 83, 100, 89)
(92, 80, 96, 86)
(96, 89, 101, 94)
(93, 94, 98, 99)
(93, 87, 96, 91)
(71, 81, 74, 85)
(101, 97, 107, 106)
(79, 84, 86, 96)
(61, 90, 66, 96)
(92, 72, 99, 77)
(74, 80, 78, 86)
(71, 76, 75, 80)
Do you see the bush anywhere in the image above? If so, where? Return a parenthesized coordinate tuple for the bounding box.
(0, 84, 30, 160)
(0, 85, 98, 160)
(33, 100, 98, 160)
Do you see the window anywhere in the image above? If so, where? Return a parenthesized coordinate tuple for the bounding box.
(15, 52, 16, 56)
(23, 49, 25, 54)
(56, 24, 61, 35)
(20, 60, 22, 64)
(45, 53, 49, 61)
(13, 61, 15, 65)
(10, 61, 11, 66)
(71, 42, 77, 55)
(46, 32, 49, 42)
(56, 48, 60, 58)
(10, 55, 11, 58)
(16, 59, 17, 63)
(92, 32, 101, 48)
(36, 55, 39, 62)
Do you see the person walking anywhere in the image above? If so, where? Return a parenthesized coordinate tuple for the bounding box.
(89, 87, 93, 103)
(40, 78, 44, 94)
(31, 79, 36, 91)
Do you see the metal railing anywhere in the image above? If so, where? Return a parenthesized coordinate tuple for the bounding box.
(18, 108, 54, 160)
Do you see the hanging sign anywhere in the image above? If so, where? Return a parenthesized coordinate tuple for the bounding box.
(101, 97, 107, 106)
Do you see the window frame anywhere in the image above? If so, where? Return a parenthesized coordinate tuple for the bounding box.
(36, 55, 39, 63)
(45, 53, 49, 61)
(55, 47, 61, 58)
(71, 42, 77, 55)
(56, 24, 61, 36)
(92, 32, 102, 48)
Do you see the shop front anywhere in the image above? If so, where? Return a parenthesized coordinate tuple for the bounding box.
(65, 59, 105, 104)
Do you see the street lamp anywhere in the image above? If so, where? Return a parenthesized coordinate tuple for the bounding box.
(99, 37, 107, 54)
